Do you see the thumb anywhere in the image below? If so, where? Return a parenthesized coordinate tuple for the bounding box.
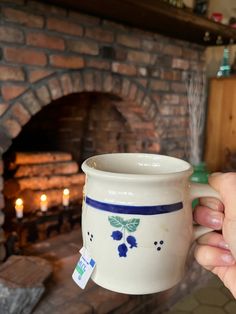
(209, 172, 236, 257)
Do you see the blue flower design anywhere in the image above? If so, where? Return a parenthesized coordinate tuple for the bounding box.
(108, 216, 140, 258)
(127, 235, 137, 248)
(111, 230, 123, 240)
(118, 243, 128, 257)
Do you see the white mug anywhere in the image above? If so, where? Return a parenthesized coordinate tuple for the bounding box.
(81, 153, 219, 295)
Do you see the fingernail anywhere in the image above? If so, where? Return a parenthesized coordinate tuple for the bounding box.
(221, 253, 235, 265)
(207, 214, 222, 229)
(219, 241, 229, 250)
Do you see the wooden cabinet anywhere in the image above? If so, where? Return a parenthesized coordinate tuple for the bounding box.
(205, 77, 236, 172)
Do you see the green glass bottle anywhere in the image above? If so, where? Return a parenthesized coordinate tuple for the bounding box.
(217, 47, 231, 78)
(190, 162, 209, 208)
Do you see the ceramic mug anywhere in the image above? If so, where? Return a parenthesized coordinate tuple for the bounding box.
(81, 153, 219, 295)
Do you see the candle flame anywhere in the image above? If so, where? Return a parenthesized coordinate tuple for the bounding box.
(63, 188, 70, 196)
(15, 198, 23, 206)
(40, 194, 47, 202)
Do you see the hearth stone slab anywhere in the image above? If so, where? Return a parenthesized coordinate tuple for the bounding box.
(0, 255, 52, 314)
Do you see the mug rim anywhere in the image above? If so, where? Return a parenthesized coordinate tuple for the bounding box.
(81, 153, 193, 181)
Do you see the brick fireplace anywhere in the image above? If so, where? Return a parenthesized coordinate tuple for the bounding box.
(0, 0, 207, 312)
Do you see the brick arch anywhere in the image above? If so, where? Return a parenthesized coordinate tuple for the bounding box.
(0, 69, 160, 154)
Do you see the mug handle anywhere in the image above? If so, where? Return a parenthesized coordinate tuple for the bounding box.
(190, 182, 222, 241)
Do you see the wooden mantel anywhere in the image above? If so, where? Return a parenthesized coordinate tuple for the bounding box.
(45, 0, 236, 46)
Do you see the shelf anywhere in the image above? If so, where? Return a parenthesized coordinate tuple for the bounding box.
(46, 0, 236, 46)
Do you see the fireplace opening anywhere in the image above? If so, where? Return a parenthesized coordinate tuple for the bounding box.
(2, 91, 149, 249)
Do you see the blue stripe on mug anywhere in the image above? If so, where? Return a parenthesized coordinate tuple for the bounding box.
(85, 197, 183, 215)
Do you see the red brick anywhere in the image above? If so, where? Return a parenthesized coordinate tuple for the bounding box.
(2, 85, 27, 101)
(22, 91, 42, 114)
(93, 70, 102, 91)
(48, 78, 63, 100)
(86, 59, 110, 70)
(0, 104, 9, 117)
(83, 71, 94, 91)
(127, 51, 151, 64)
(29, 69, 53, 83)
(11, 102, 31, 125)
(137, 79, 148, 88)
(115, 47, 127, 61)
(112, 62, 136, 76)
(0, 65, 25, 81)
(102, 74, 112, 92)
(135, 88, 145, 104)
(112, 76, 122, 95)
(71, 72, 83, 93)
(0, 127, 12, 154)
(2, 118, 21, 138)
(150, 80, 169, 91)
(0, 161, 3, 176)
(3, 7, 44, 28)
(172, 58, 189, 70)
(27, 32, 65, 50)
(128, 84, 138, 101)
(116, 34, 141, 48)
(171, 82, 186, 93)
(0, 26, 24, 43)
(162, 94, 180, 105)
(60, 74, 73, 95)
(0, 193, 5, 210)
(50, 55, 84, 69)
(163, 44, 182, 57)
(4, 47, 47, 66)
(141, 39, 162, 52)
(121, 78, 130, 97)
(35, 85, 51, 106)
(67, 39, 99, 55)
(182, 48, 199, 60)
(160, 69, 181, 81)
(47, 17, 83, 36)
(85, 28, 113, 43)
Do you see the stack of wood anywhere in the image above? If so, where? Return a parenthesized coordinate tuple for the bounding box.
(4, 152, 85, 213)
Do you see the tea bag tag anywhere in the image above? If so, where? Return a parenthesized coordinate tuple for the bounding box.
(72, 247, 96, 289)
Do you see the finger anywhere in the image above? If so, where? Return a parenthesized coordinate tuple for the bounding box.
(208, 173, 236, 256)
(198, 197, 224, 212)
(208, 172, 236, 220)
(194, 244, 235, 271)
(193, 205, 224, 229)
(197, 232, 229, 250)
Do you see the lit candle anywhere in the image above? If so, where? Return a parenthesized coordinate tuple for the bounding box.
(40, 194, 48, 212)
(62, 188, 70, 207)
(15, 198, 23, 219)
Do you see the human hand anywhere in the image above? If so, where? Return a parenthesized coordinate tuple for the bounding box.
(194, 172, 236, 298)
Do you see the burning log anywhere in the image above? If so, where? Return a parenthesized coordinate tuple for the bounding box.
(4, 174, 85, 198)
(9, 152, 72, 169)
(14, 161, 79, 178)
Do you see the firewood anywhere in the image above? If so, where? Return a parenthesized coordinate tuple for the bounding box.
(14, 161, 79, 178)
(4, 174, 85, 198)
(18, 185, 83, 212)
(9, 152, 72, 168)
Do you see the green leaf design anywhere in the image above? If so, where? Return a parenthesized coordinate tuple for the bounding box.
(125, 219, 140, 232)
(108, 216, 125, 228)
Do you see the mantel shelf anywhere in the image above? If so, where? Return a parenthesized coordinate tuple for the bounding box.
(46, 0, 236, 46)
